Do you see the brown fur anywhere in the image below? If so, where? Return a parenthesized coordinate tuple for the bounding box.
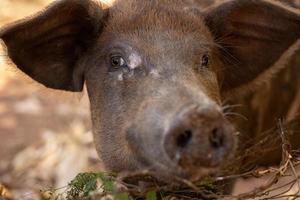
(0, 0, 300, 184)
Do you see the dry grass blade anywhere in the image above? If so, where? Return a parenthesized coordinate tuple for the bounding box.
(218, 118, 300, 200)
(88, 117, 300, 200)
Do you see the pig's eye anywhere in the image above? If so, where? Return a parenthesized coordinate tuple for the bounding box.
(201, 54, 210, 68)
(110, 56, 127, 70)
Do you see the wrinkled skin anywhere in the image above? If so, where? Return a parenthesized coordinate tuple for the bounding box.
(0, 0, 300, 182)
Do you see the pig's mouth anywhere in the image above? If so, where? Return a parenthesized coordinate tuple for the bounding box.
(156, 140, 235, 182)
(126, 121, 236, 182)
(127, 145, 234, 183)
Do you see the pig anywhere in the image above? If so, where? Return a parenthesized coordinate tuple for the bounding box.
(0, 0, 300, 183)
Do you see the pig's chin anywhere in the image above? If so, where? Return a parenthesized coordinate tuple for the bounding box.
(138, 160, 221, 183)
(162, 167, 219, 183)
(134, 152, 225, 183)
(136, 142, 236, 183)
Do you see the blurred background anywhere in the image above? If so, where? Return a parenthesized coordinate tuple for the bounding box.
(0, 0, 104, 199)
(0, 0, 300, 200)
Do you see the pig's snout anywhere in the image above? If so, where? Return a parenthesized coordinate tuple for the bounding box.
(164, 105, 234, 169)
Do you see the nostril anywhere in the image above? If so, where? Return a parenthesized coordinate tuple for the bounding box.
(209, 128, 224, 148)
(176, 130, 193, 148)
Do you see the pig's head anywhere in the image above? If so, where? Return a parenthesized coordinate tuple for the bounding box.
(1, 0, 299, 181)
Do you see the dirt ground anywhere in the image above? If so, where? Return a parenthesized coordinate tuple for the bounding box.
(0, 0, 86, 158)
(0, 1, 102, 199)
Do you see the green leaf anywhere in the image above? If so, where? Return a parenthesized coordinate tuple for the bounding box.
(103, 180, 115, 193)
(146, 191, 157, 200)
(117, 192, 131, 200)
(83, 178, 97, 196)
(66, 172, 99, 199)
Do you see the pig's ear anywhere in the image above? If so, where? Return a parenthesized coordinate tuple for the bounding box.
(204, 0, 300, 92)
(0, 0, 108, 91)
